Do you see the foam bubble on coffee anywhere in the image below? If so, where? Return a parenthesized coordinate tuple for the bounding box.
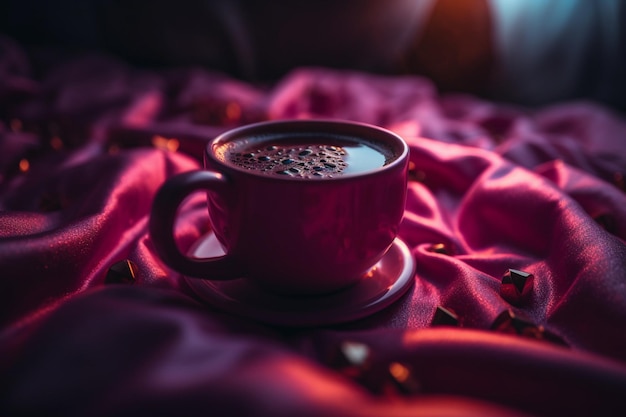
(229, 143, 351, 178)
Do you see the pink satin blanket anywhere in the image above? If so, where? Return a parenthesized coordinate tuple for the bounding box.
(1, 37, 626, 416)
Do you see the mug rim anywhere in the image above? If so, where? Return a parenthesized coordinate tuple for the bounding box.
(205, 119, 409, 181)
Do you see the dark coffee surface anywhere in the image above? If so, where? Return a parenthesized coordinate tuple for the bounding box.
(217, 134, 394, 178)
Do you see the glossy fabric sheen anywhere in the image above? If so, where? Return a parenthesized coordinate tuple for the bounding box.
(1, 38, 626, 416)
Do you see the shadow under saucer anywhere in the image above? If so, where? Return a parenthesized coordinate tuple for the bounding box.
(184, 232, 416, 327)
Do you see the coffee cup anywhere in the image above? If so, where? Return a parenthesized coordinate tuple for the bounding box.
(149, 119, 409, 295)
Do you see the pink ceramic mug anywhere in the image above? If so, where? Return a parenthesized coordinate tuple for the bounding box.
(150, 119, 409, 295)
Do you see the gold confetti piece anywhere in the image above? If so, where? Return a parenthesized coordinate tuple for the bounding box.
(19, 159, 30, 172)
(151, 135, 180, 152)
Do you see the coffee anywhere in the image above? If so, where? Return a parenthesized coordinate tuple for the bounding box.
(217, 133, 395, 179)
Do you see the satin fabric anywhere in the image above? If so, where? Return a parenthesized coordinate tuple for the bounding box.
(1, 37, 625, 416)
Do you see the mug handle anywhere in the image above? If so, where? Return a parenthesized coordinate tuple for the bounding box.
(149, 170, 240, 279)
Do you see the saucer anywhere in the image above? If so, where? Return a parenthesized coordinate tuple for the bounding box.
(184, 232, 415, 327)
